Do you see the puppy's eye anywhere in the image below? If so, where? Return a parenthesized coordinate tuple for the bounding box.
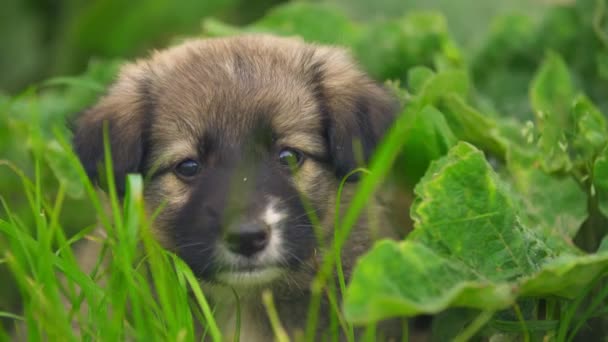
(175, 159, 200, 178)
(278, 148, 303, 168)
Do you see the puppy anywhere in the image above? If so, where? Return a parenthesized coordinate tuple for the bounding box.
(73, 34, 401, 340)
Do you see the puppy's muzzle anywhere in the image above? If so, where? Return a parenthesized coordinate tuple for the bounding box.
(223, 221, 270, 257)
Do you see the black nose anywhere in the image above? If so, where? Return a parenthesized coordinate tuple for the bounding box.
(224, 223, 269, 257)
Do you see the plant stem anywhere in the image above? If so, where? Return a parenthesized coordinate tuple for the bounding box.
(453, 310, 494, 342)
(263, 290, 289, 342)
(514, 303, 530, 342)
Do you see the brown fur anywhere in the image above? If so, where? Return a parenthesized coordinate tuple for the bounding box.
(72, 34, 404, 340)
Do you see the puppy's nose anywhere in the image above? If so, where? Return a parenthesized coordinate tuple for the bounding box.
(224, 223, 269, 257)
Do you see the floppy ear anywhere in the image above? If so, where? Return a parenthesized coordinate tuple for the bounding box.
(72, 64, 151, 195)
(315, 49, 399, 181)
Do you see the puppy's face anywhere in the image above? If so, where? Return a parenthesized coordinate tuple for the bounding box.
(74, 35, 396, 287)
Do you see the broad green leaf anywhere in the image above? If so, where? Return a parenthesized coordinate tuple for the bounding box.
(496, 116, 581, 238)
(508, 164, 587, 239)
(594, 147, 608, 217)
(518, 253, 608, 298)
(438, 94, 507, 159)
(397, 105, 457, 185)
(410, 143, 554, 280)
(530, 52, 575, 172)
(344, 240, 514, 323)
(345, 143, 550, 322)
(396, 68, 472, 185)
(345, 142, 608, 323)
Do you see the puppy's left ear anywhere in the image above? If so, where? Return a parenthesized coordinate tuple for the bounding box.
(71, 63, 151, 195)
(316, 49, 399, 181)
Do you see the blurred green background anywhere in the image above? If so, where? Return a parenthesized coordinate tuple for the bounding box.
(1, 0, 555, 94)
(1, 0, 285, 93)
(3, 0, 608, 337)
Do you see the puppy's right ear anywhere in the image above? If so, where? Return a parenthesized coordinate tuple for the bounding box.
(72, 64, 151, 195)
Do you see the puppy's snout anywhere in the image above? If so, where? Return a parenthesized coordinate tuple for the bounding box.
(224, 222, 269, 257)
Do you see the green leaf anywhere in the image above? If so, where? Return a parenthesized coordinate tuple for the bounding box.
(594, 147, 608, 217)
(415, 69, 469, 109)
(508, 164, 587, 239)
(397, 105, 457, 185)
(518, 253, 608, 298)
(345, 143, 548, 322)
(530, 52, 576, 172)
(396, 68, 472, 185)
(407, 66, 435, 95)
(571, 95, 608, 163)
(344, 240, 514, 323)
(438, 94, 507, 159)
(410, 143, 553, 280)
(345, 142, 608, 323)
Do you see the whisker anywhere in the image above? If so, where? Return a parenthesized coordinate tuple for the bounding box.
(281, 250, 317, 274)
(288, 210, 323, 222)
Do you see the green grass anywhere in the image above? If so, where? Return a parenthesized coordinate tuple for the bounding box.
(1, 133, 220, 341)
(2, 0, 608, 340)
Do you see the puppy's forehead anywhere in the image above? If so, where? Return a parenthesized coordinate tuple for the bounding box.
(146, 36, 326, 145)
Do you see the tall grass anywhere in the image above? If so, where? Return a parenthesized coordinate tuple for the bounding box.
(0, 124, 227, 340)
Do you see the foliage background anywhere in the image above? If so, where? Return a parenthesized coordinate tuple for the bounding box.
(0, 0, 553, 93)
(2, 0, 608, 340)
